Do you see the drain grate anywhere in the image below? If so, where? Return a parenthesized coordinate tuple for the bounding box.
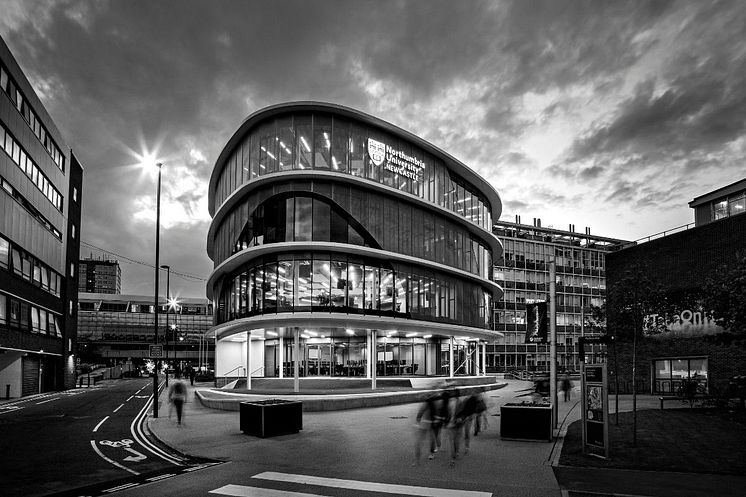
(390, 416, 408, 419)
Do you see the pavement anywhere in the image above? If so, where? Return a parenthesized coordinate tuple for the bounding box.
(146, 379, 746, 497)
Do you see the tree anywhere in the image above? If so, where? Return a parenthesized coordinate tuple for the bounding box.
(606, 266, 668, 445)
(702, 251, 746, 335)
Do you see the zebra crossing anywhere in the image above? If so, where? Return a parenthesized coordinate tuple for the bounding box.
(209, 471, 492, 497)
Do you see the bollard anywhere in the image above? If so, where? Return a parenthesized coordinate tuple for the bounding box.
(659, 397, 664, 410)
(5, 384, 9, 400)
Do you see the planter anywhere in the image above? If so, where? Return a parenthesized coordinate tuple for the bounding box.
(240, 399, 303, 437)
(500, 403, 552, 442)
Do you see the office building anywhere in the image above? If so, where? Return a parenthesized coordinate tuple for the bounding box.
(207, 102, 503, 380)
(491, 218, 628, 372)
(78, 257, 122, 294)
(0, 35, 83, 396)
(77, 293, 214, 370)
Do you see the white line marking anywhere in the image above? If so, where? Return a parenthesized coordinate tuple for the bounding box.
(252, 472, 493, 497)
(102, 482, 139, 492)
(90, 440, 139, 476)
(93, 416, 110, 432)
(113, 403, 125, 413)
(146, 473, 175, 482)
(36, 397, 59, 404)
(129, 384, 183, 466)
(126, 396, 134, 402)
(210, 485, 328, 497)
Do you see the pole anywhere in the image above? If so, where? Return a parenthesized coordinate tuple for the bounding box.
(371, 330, 377, 390)
(550, 260, 557, 430)
(152, 163, 162, 418)
(293, 328, 300, 393)
(162, 265, 170, 387)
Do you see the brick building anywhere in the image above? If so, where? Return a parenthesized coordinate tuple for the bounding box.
(606, 179, 746, 394)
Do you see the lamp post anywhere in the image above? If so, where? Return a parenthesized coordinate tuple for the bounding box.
(161, 264, 170, 387)
(152, 162, 163, 418)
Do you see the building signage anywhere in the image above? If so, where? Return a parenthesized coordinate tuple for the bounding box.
(148, 345, 164, 358)
(525, 301, 548, 344)
(367, 138, 425, 181)
(644, 308, 722, 337)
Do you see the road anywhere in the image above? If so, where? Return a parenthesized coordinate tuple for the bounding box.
(0, 378, 211, 496)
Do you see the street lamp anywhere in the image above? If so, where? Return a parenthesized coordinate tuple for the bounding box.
(161, 264, 170, 386)
(152, 162, 163, 418)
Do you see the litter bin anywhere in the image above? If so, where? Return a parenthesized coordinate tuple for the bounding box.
(240, 399, 303, 437)
(534, 377, 550, 397)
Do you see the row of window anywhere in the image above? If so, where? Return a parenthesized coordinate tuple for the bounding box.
(1, 120, 63, 211)
(219, 253, 492, 329)
(500, 239, 606, 271)
(215, 180, 493, 280)
(214, 113, 493, 230)
(0, 176, 62, 240)
(712, 194, 746, 221)
(0, 235, 63, 297)
(0, 293, 62, 337)
(78, 301, 213, 315)
(0, 62, 65, 171)
(494, 269, 606, 289)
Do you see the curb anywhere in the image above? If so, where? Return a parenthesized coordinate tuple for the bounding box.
(196, 382, 507, 411)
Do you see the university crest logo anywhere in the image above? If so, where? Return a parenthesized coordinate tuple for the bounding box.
(367, 138, 386, 167)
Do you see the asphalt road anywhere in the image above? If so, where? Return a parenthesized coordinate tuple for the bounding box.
(0, 378, 202, 496)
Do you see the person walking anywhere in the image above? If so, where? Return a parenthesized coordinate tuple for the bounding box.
(168, 380, 187, 425)
(188, 365, 196, 386)
(413, 393, 444, 463)
(561, 372, 573, 402)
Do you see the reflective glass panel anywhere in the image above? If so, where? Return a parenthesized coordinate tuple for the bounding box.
(313, 115, 331, 169)
(296, 260, 312, 308)
(380, 269, 394, 312)
(331, 118, 349, 173)
(330, 260, 347, 307)
(296, 115, 313, 169)
(312, 259, 330, 307)
(364, 266, 379, 311)
(349, 123, 365, 177)
(277, 117, 295, 171)
(264, 263, 278, 312)
(294, 197, 312, 241)
(347, 263, 364, 309)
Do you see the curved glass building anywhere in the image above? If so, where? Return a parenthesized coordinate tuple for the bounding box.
(207, 102, 502, 384)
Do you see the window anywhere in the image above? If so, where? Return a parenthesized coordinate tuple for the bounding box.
(713, 200, 728, 220)
(73, 187, 78, 202)
(70, 263, 75, 277)
(729, 195, 745, 216)
(0, 237, 8, 270)
(0, 294, 5, 324)
(31, 307, 39, 332)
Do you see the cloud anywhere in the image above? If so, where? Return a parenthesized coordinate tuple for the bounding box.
(2, 0, 745, 296)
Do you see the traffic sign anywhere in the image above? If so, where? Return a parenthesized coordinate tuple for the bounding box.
(148, 345, 164, 358)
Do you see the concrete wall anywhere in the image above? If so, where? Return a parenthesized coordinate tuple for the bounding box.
(215, 338, 265, 377)
(0, 352, 22, 398)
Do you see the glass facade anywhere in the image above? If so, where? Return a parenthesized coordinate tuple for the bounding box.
(213, 112, 492, 231)
(218, 252, 492, 329)
(213, 180, 493, 279)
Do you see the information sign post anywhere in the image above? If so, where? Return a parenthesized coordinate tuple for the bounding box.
(579, 336, 610, 459)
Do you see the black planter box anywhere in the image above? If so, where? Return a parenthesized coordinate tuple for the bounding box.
(500, 403, 552, 442)
(240, 399, 303, 438)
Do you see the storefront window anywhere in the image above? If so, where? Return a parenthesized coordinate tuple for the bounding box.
(713, 200, 728, 220)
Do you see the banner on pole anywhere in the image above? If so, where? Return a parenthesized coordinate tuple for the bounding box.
(525, 302, 548, 343)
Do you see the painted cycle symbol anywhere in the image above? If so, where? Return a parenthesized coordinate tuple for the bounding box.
(99, 439, 134, 448)
(99, 439, 147, 462)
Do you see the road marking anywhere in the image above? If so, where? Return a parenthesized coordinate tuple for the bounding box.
(100, 439, 134, 448)
(36, 397, 59, 404)
(210, 485, 327, 497)
(126, 396, 134, 402)
(252, 472, 493, 497)
(92, 416, 110, 432)
(133, 395, 149, 398)
(90, 440, 139, 476)
(129, 385, 184, 465)
(102, 482, 139, 493)
(113, 403, 125, 412)
(122, 446, 147, 462)
(146, 473, 176, 482)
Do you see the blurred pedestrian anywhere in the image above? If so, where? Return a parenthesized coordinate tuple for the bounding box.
(561, 373, 573, 402)
(188, 365, 196, 386)
(168, 380, 187, 425)
(455, 393, 481, 455)
(445, 388, 463, 466)
(413, 392, 445, 464)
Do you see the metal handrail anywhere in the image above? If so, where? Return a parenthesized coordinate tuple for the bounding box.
(250, 366, 264, 376)
(219, 365, 245, 387)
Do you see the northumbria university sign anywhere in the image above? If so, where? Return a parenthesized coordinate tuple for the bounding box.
(367, 138, 425, 181)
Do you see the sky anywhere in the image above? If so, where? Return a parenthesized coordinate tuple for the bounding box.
(1, 0, 745, 299)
